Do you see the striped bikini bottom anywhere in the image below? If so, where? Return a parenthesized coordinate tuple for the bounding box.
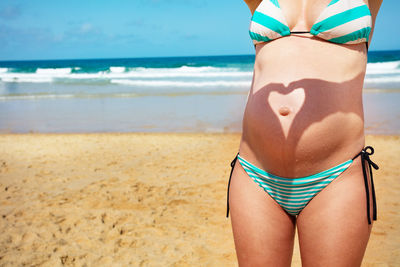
(226, 146, 379, 224)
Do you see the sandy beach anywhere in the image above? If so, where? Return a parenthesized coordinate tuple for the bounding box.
(0, 133, 399, 266)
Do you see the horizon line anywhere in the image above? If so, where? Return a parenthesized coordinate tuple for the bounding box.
(0, 54, 255, 63)
(0, 49, 398, 63)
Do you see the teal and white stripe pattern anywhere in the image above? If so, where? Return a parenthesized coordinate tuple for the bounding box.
(310, 0, 372, 44)
(249, 0, 290, 44)
(237, 154, 353, 215)
(249, 0, 372, 45)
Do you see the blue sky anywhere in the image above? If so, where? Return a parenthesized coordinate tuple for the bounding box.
(0, 0, 398, 60)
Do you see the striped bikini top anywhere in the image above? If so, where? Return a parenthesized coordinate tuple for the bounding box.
(249, 0, 372, 50)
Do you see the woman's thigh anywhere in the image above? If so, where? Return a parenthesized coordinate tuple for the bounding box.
(229, 159, 297, 267)
(296, 156, 374, 267)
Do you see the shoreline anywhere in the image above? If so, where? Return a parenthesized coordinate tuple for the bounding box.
(0, 133, 399, 266)
(1, 90, 400, 135)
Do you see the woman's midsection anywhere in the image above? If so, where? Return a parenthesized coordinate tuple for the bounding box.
(239, 36, 368, 178)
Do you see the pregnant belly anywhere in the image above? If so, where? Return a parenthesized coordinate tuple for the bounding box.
(239, 78, 365, 178)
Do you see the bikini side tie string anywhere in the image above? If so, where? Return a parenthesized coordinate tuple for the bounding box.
(352, 146, 379, 224)
(226, 153, 238, 218)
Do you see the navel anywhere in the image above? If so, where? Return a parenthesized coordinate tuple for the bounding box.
(278, 106, 291, 116)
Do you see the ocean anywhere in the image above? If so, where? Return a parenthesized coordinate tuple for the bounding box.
(0, 51, 399, 134)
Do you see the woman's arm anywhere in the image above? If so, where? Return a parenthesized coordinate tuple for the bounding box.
(368, 0, 384, 44)
(243, 0, 263, 15)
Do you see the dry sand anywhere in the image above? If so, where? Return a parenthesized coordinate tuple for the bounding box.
(0, 133, 399, 266)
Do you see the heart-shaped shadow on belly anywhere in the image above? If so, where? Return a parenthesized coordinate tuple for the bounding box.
(242, 71, 366, 175)
(268, 87, 306, 138)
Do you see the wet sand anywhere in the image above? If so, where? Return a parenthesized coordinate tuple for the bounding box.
(0, 133, 399, 266)
(1, 92, 400, 135)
